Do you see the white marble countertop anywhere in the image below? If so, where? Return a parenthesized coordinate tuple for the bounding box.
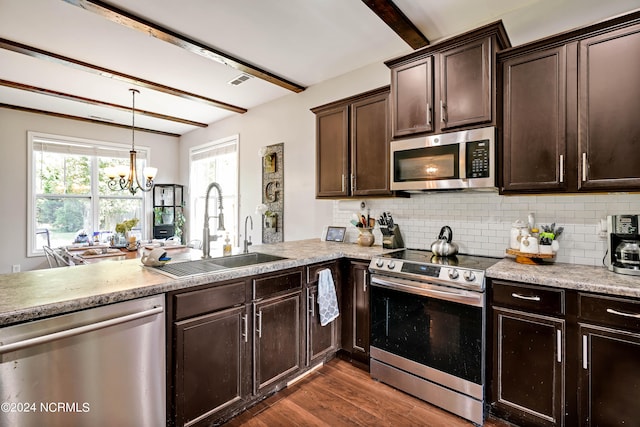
(0, 239, 391, 326)
(487, 257, 640, 298)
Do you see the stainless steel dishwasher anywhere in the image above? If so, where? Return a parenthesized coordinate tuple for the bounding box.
(0, 294, 165, 427)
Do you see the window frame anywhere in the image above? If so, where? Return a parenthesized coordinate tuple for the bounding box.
(27, 131, 151, 257)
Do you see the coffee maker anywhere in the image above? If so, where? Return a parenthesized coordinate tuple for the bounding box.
(608, 214, 640, 276)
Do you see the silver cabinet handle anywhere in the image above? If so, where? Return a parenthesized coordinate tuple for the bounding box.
(606, 308, 640, 319)
(440, 100, 445, 123)
(363, 269, 368, 292)
(351, 174, 355, 193)
(557, 329, 562, 363)
(242, 314, 248, 343)
(582, 334, 588, 369)
(0, 306, 163, 354)
(426, 102, 431, 126)
(309, 293, 315, 318)
(256, 311, 263, 339)
(559, 154, 564, 183)
(341, 174, 345, 193)
(582, 152, 587, 182)
(511, 293, 541, 302)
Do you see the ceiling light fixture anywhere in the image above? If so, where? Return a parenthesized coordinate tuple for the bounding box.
(105, 89, 157, 195)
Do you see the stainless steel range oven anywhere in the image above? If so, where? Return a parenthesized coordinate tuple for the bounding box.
(368, 250, 499, 425)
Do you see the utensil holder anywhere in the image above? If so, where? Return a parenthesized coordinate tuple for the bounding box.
(381, 225, 404, 249)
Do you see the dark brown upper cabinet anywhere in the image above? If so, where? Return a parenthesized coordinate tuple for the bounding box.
(499, 11, 640, 194)
(501, 46, 568, 192)
(386, 21, 510, 139)
(312, 86, 392, 198)
(578, 22, 640, 191)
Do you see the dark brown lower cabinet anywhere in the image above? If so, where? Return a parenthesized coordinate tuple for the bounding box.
(253, 291, 302, 394)
(578, 293, 640, 426)
(341, 260, 370, 364)
(305, 261, 340, 367)
(490, 280, 640, 427)
(493, 308, 565, 427)
(173, 304, 250, 427)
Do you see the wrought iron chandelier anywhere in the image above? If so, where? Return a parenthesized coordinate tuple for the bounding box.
(105, 88, 157, 195)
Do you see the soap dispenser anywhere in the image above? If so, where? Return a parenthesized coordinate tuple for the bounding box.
(223, 233, 232, 256)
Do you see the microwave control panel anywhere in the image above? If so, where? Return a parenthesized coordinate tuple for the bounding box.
(466, 140, 490, 178)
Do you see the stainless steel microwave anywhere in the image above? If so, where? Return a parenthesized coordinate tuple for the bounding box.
(390, 126, 496, 191)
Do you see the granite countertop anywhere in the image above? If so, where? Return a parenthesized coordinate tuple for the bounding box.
(487, 257, 640, 298)
(0, 239, 392, 326)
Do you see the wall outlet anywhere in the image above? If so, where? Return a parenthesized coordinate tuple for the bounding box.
(11, 264, 20, 273)
(597, 218, 608, 240)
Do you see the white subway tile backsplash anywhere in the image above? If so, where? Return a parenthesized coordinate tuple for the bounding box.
(332, 192, 640, 266)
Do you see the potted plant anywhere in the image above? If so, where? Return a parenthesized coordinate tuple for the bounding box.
(114, 218, 139, 246)
(175, 210, 186, 244)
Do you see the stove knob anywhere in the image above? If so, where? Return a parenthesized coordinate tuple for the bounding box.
(463, 271, 476, 282)
(375, 259, 384, 268)
(447, 269, 459, 280)
(387, 261, 396, 270)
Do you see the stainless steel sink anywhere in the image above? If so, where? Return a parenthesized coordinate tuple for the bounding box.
(152, 252, 288, 277)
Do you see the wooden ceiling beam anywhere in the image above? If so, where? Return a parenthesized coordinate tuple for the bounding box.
(0, 37, 247, 114)
(63, 0, 306, 93)
(362, 0, 429, 49)
(0, 103, 180, 137)
(0, 79, 208, 128)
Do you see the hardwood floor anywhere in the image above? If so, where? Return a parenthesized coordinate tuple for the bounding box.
(222, 358, 512, 427)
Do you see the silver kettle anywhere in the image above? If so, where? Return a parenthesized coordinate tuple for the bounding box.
(431, 226, 459, 257)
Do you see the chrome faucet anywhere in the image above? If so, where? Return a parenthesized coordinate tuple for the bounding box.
(202, 182, 225, 259)
(243, 215, 253, 254)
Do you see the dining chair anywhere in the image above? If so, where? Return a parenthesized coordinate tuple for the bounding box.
(36, 228, 51, 247)
(187, 239, 202, 249)
(43, 246, 72, 268)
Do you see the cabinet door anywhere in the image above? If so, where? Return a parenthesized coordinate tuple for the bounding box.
(315, 105, 349, 197)
(439, 37, 491, 129)
(501, 46, 568, 192)
(254, 292, 302, 394)
(579, 325, 640, 426)
(578, 23, 640, 190)
(390, 57, 434, 137)
(173, 305, 249, 427)
(493, 308, 564, 427)
(351, 261, 370, 361)
(351, 91, 392, 196)
(307, 284, 337, 365)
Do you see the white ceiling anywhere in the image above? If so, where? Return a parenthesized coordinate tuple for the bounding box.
(1, 0, 639, 136)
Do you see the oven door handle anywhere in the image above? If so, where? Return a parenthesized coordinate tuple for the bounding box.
(370, 276, 484, 307)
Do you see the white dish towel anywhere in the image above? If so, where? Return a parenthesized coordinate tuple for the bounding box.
(317, 268, 339, 326)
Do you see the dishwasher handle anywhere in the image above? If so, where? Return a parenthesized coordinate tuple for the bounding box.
(0, 305, 164, 354)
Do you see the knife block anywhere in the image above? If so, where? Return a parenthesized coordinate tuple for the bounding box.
(380, 225, 404, 249)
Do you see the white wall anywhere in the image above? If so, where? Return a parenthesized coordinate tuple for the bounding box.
(179, 61, 392, 246)
(0, 108, 180, 272)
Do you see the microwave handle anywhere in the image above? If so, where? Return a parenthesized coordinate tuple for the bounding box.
(459, 142, 466, 180)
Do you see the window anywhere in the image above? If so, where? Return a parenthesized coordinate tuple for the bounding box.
(28, 132, 150, 255)
(189, 136, 239, 252)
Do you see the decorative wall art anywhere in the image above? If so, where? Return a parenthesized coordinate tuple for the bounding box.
(260, 143, 284, 243)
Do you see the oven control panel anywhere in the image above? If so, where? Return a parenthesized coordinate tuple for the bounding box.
(369, 257, 485, 290)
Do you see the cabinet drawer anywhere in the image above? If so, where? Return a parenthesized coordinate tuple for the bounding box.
(253, 269, 303, 299)
(173, 281, 245, 321)
(492, 281, 565, 317)
(306, 261, 338, 284)
(579, 293, 640, 332)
